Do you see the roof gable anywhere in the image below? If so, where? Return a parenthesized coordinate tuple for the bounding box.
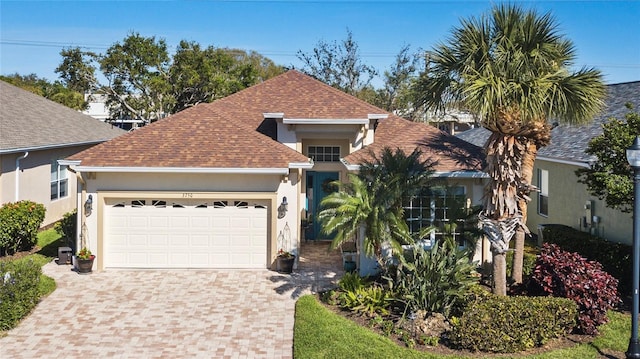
(204, 70, 384, 130)
(0, 81, 124, 153)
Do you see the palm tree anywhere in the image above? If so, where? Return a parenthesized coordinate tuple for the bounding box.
(414, 4, 605, 295)
(317, 148, 435, 271)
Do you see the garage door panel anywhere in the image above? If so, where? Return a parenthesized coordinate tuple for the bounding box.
(105, 199, 268, 269)
(149, 234, 168, 246)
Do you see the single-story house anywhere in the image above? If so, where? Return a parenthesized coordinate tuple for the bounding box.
(0, 80, 125, 226)
(64, 70, 488, 272)
(457, 81, 640, 246)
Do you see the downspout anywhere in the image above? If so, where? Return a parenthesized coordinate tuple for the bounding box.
(15, 152, 29, 200)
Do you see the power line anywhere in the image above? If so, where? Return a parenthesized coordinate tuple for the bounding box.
(2, 39, 639, 70)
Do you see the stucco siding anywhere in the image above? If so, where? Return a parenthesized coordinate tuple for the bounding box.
(0, 146, 92, 226)
(528, 160, 632, 245)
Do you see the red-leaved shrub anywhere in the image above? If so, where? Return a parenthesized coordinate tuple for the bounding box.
(528, 243, 620, 335)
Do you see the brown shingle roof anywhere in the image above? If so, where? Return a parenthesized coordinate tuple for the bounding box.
(0, 81, 124, 153)
(68, 105, 309, 168)
(204, 70, 384, 129)
(343, 116, 485, 172)
(69, 70, 484, 171)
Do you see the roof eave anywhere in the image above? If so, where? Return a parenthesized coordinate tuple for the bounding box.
(433, 171, 489, 178)
(72, 166, 290, 174)
(0, 140, 109, 155)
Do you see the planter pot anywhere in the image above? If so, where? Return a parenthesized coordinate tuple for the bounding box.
(277, 256, 295, 273)
(76, 255, 95, 274)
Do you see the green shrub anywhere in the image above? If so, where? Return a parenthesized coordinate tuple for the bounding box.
(338, 271, 367, 293)
(543, 224, 631, 295)
(54, 209, 76, 246)
(0, 259, 42, 331)
(388, 239, 479, 317)
(449, 295, 577, 353)
(0, 201, 46, 256)
(339, 285, 391, 317)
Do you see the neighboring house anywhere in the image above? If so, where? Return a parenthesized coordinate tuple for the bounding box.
(457, 81, 640, 246)
(64, 70, 488, 272)
(0, 81, 125, 227)
(83, 94, 145, 131)
(424, 109, 479, 135)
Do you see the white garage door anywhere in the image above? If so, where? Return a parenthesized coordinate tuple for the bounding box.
(104, 199, 268, 269)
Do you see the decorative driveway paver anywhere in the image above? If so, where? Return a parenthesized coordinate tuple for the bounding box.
(0, 241, 343, 359)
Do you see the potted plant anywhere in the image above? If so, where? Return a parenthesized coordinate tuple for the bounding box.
(76, 247, 95, 274)
(276, 249, 295, 273)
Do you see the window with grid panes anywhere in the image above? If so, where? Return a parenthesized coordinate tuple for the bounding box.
(403, 186, 467, 247)
(50, 161, 68, 200)
(308, 146, 340, 162)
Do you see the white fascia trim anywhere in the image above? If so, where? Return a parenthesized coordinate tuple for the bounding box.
(0, 140, 106, 155)
(340, 159, 361, 171)
(368, 114, 389, 120)
(263, 112, 284, 119)
(289, 162, 314, 169)
(536, 156, 590, 168)
(283, 118, 370, 125)
(433, 171, 489, 178)
(73, 166, 289, 174)
(58, 160, 82, 166)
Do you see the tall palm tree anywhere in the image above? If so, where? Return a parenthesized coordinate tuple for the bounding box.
(317, 148, 435, 271)
(414, 4, 605, 295)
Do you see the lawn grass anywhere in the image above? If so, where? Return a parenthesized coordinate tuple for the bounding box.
(294, 295, 628, 359)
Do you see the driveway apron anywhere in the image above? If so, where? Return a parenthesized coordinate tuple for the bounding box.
(1, 264, 299, 358)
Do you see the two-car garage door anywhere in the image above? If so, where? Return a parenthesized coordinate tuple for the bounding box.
(103, 198, 268, 269)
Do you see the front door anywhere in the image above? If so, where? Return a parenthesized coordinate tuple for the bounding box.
(305, 171, 339, 240)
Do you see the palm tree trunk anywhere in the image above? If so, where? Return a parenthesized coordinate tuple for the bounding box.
(481, 131, 526, 295)
(511, 140, 537, 284)
(493, 251, 507, 296)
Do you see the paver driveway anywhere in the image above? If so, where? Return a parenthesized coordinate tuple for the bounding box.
(1, 262, 317, 358)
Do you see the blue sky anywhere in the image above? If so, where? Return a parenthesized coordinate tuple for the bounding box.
(1, 0, 639, 86)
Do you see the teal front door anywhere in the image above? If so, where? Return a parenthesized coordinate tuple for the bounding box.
(306, 171, 339, 240)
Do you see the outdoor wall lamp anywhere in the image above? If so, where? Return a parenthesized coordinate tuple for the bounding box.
(277, 196, 288, 219)
(84, 195, 93, 217)
(626, 135, 640, 359)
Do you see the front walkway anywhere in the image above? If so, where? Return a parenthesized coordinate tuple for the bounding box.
(0, 241, 343, 358)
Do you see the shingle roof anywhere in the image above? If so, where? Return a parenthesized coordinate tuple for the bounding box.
(541, 81, 640, 163)
(204, 70, 385, 129)
(344, 116, 484, 172)
(455, 81, 640, 164)
(68, 105, 310, 168)
(0, 81, 124, 153)
(69, 70, 485, 171)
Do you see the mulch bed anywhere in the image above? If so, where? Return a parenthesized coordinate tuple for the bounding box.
(316, 293, 626, 358)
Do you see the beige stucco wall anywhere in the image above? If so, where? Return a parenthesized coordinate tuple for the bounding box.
(528, 159, 632, 245)
(0, 145, 92, 226)
(78, 170, 300, 270)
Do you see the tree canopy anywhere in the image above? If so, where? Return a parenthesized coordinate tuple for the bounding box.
(297, 29, 377, 96)
(577, 106, 640, 213)
(57, 32, 285, 123)
(0, 73, 87, 110)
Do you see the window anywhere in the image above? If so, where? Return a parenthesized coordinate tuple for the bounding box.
(403, 186, 467, 246)
(50, 161, 68, 200)
(538, 169, 549, 216)
(308, 146, 340, 162)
